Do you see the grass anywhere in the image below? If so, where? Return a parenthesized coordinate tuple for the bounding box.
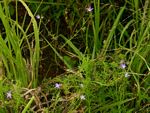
(0, 0, 150, 112)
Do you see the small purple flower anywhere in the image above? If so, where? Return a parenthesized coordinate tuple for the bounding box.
(55, 83, 62, 89)
(120, 60, 127, 69)
(120, 63, 126, 69)
(86, 5, 93, 12)
(80, 95, 86, 100)
(6, 91, 12, 99)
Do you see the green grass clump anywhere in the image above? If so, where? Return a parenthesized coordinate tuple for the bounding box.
(0, 0, 40, 87)
(0, 0, 150, 112)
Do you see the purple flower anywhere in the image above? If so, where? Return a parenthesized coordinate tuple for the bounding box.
(6, 91, 12, 99)
(120, 60, 127, 69)
(55, 83, 62, 89)
(120, 63, 126, 69)
(86, 5, 93, 12)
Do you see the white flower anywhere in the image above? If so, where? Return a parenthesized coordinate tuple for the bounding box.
(80, 95, 86, 100)
(6, 91, 12, 99)
(80, 84, 84, 88)
(125, 73, 130, 78)
(36, 14, 44, 19)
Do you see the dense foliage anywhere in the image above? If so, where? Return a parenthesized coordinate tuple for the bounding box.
(0, 0, 149, 112)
